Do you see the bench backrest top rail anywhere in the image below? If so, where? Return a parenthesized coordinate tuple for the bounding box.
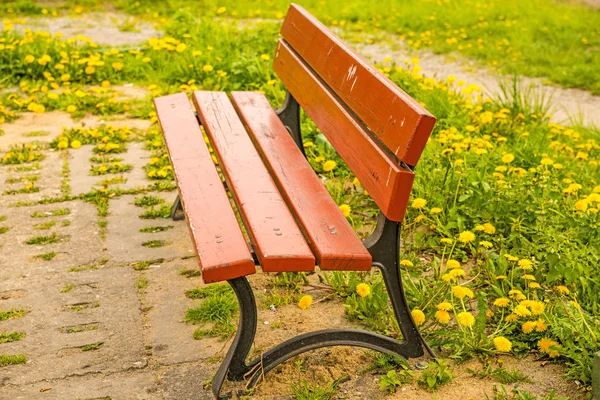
(280, 3, 436, 168)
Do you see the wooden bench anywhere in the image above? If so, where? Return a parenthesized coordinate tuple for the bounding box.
(154, 4, 436, 398)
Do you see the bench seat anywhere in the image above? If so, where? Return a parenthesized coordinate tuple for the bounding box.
(154, 91, 372, 283)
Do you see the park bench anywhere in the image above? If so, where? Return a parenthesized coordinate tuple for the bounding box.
(154, 4, 436, 398)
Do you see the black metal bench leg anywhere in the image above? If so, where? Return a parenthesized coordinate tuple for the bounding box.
(170, 195, 185, 221)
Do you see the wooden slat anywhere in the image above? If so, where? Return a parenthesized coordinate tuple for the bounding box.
(231, 91, 372, 270)
(154, 93, 255, 283)
(192, 91, 315, 273)
(272, 40, 416, 222)
(280, 3, 436, 166)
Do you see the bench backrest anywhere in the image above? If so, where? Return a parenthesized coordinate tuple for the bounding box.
(274, 4, 436, 222)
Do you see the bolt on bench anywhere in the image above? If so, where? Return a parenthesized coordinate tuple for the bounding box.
(154, 4, 436, 399)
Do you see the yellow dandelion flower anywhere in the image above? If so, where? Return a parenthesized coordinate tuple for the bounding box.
(298, 295, 313, 310)
(538, 338, 560, 357)
(457, 311, 475, 327)
(493, 336, 512, 352)
(493, 298, 510, 307)
(435, 310, 451, 324)
(482, 223, 496, 234)
(176, 43, 187, 52)
(411, 198, 427, 209)
(303, 141, 314, 148)
(522, 321, 536, 334)
(85, 65, 96, 74)
(518, 259, 533, 270)
(400, 259, 414, 267)
(112, 62, 123, 71)
(530, 301, 544, 315)
(440, 238, 453, 245)
(260, 54, 271, 61)
(217, 6, 227, 14)
(356, 283, 371, 297)
(555, 285, 570, 295)
(430, 207, 442, 214)
(575, 199, 589, 211)
(508, 289, 522, 298)
(202, 64, 214, 72)
(70, 140, 82, 149)
(339, 204, 351, 217)
(24, 55, 35, 63)
(446, 259, 461, 269)
(449, 269, 465, 279)
(437, 302, 452, 311)
(322, 160, 337, 172)
(506, 313, 519, 323)
(411, 309, 425, 326)
(66, 105, 77, 113)
(452, 285, 474, 299)
(496, 275, 507, 280)
(480, 241, 493, 249)
(458, 231, 475, 243)
(501, 153, 515, 163)
(528, 282, 541, 289)
(535, 319, 547, 332)
(514, 305, 531, 318)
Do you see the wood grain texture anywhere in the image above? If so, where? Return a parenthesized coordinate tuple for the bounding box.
(272, 40, 416, 222)
(192, 91, 315, 273)
(280, 3, 436, 166)
(231, 91, 372, 270)
(154, 93, 255, 283)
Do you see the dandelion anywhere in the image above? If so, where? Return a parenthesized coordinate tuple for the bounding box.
(260, 54, 271, 61)
(430, 207, 442, 214)
(356, 283, 371, 297)
(322, 160, 337, 172)
(446, 259, 461, 269)
(482, 223, 496, 234)
(400, 259, 414, 267)
(85, 66, 95, 74)
(538, 338, 560, 358)
(458, 231, 475, 243)
(522, 321, 536, 334)
(440, 238, 453, 245)
(411, 198, 427, 209)
(411, 309, 425, 326)
(535, 319, 547, 332)
(435, 310, 451, 324)
(555, 285, 570, 295)
(518, 259, 533, 270)
(575, 199, 589, 211)
(514, 305, 531, 318)
(437, 302, 452, 311)
(66, 105, 77, 113)
(70, 140, 82, 149)
(480, 241, 493, 249)
(339, 204, 351, 217)
(217, 6, 227, 14)
(493, 298, 510, 307)
(493, 337, 512, 352)
(142, 57, 151, 63)
(528, 282, 541, 289)
(457, 311, 475, 327)
(112, 62, 123, 71)
(496, 275, 507, 280)
(298, 295, 313, 310)
(176, 43, 187, 52)
(452, 285, 474, 299)
(202, 64, 214, 72)
(449, 269, 465, 279)
(24, 55, 35, 63)
(501, 153, 515, 163)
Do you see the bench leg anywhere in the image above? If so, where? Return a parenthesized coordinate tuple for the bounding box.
(212, 266, 434, 399)
(170, 195, 185, 221)
(275, 91, 305, 157)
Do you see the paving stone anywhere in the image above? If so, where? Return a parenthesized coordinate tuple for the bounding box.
(106, 194, 195, 263)
(69, 142, 152, 196)
(145, 258, 223, 365)
(0, 201, 105, 280)
(0, 267, 145, 386)
(159, 362, 215, 400)
(0, 370, 160, 400)
(0, 150, 63, 204)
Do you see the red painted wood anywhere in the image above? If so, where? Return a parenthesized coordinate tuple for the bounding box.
(154, 93, 255, 283)
(280, 3, 436, 166)
(231, 91, 372, 270)
(272, 40, 416, 222)
(192, 91, 315, 273)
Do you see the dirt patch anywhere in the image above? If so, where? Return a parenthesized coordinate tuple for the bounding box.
(7, 12, 161, 47)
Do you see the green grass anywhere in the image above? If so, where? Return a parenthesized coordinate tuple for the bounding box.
(141, 239, 171, 248)
(33, 220, 56, 230)
(0, 354, 26, 367)
(0, 226, 9, 234)
(58, 323, 100, 334)
(134, 195, 165, 207)
(25, 233, 67, 245)
(185, 284, 232, 299)
(80, 341, 104, 352)
(64, 302, 100, 312)
(60, 282, 75, 293)
(30, 208, 70, 218)
(139, 205, 171, 219)
(131, 258, 165, 271)
(0, 308, 27, 321)
(179, 268, 201, 278)
(34, 251, 56, 261)
(140, 225, 173, 233)
(0, 331, 25, 344)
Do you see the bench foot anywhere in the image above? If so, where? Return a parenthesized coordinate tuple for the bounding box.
(212, 270, 433, 399)
(170, 195, 185, 221)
